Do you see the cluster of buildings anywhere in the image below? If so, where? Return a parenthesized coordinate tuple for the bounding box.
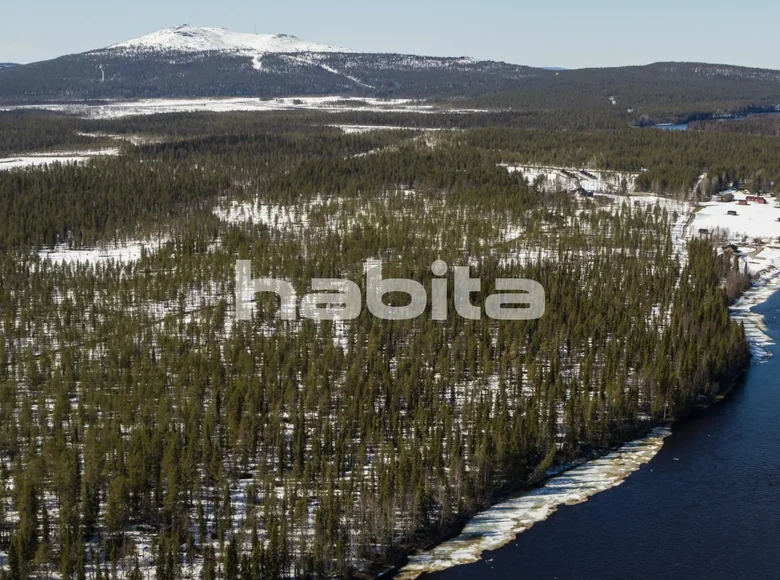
(697, 190, 780, 241)
(712, 191, 770, 205)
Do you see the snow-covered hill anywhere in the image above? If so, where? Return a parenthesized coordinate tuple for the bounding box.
(0, 26, 540, 102)
(104, 25, 354, 55)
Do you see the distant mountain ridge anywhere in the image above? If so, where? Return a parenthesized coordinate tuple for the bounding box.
(474, 61, 780, 123)
(0, 25, 541, 103)
(1, 27, 780, 124)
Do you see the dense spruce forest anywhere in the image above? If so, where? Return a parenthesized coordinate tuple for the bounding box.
(0, 50, 540, 103)
(0, 109, 764, 579)
(470, 63, 780, 125)
(4, 49, 780, 129)
(688, 113, 780, 136)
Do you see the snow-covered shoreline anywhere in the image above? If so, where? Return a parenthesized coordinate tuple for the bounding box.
(729, 270, 780, 361)
(394, 427, 672, 579)
(690, 189, 780, 360)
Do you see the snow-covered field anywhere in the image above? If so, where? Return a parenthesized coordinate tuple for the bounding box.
(0, 149, 120, 171)
(690, 190, 780, 359)
(77, 131, 165, 146)
(503, 164, 642, 194)
(396, 427, 672, 579)
(691, 190, 780, 244)
(2, 96, 478, 120)
(38, 238, 168, 266)
(332, 124, 441, 134)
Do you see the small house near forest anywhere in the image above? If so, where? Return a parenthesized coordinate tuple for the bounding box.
(713, 192, 734, 202)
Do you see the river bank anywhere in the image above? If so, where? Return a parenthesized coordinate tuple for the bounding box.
(419, 286, 780, 580)
(638, 105, 780, 131)
(385, 244, 779, 580)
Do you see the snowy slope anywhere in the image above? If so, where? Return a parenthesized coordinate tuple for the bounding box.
(0, 27, 539, 101)
(106, 25, 354, 55)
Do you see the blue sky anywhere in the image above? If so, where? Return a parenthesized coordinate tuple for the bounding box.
(3, 0, 779, 69)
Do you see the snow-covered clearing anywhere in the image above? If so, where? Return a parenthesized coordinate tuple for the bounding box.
(502, 164, 643, 194)
(213, 199, 315, 230)
(2, 97, 484, 120)
(77, 131, 165, 145)
(691, 190, 780, 244)
(0, 149, 120, 171)
(38, 238, 168, 266)
(332, 124, 441, 134)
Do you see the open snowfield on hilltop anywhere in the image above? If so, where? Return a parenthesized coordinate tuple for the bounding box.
(1, 96, 480, 119)
(0, 149, 120, 171)
(105, 26, 354, 55)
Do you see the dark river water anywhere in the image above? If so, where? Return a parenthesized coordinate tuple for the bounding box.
(655, 123, 689, 131)
(653, 112, 780, 132)
(422, 289, 780, 580)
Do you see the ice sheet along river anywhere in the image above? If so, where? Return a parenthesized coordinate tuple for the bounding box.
(414, 289, 780, 580)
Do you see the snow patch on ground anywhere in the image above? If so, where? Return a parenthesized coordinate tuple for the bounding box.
(77, 131, 164, 146)
(213, 200, 312, 230)
(600, 193, 691, 262)
(0, 149, 120, 171)
(502, 164, 642, 194)
(38, 238, 167, 266)
(332, 124, 439, 134)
